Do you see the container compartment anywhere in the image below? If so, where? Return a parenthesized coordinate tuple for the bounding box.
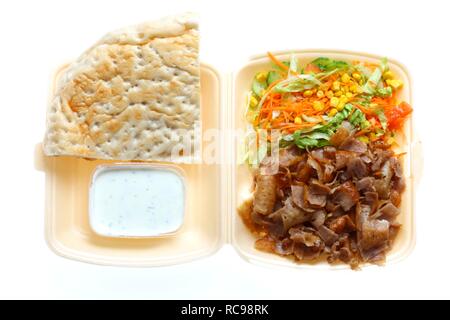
(230, 50, 417, 269)
(38, 64, 223, 266)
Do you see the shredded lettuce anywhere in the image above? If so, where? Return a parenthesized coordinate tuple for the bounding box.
(290, 104, 354, 149)
(292, 131, 331, 149)
(267, 71, 281, 85)
(288, 54, 298, 78)
(380, 57, 389, 73)
(273, 74, 321, 93)
(308, 132, 331, 140)
(355, 64, 371, 80)
(317, 103, 354, 134)
(362, 58, 390, 95)
(279, 134, 294, 148)
(271, 60, 290, 72)
(293, 135, 322, 148)
(252, 77, 267, 97)
(376, 110, 388, 130)
(301, 114, 320, 123)
(244, 129, 268, 166)
(376, 86, 392, 97)
(349, 108, 366, 127)
(362, 67, 382, 94)
(311, 57, 349, 72)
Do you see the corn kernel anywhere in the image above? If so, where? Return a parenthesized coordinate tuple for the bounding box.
(313, 101, 325, 111)
(383, 70, 395, 80)
(340, 96, 349, 104)
(359, 79, 364, 86)
(330, 97, 339, 107)
(336, 101, 346, 111)
(260, 89, 266, 97)
(328, 108, 338, 117)
(346, 92, 353, 98)
(386, 79, 403, 90)
(350, 84, 359, 93)
(341, 73, 351, 83)
(303, 90, 313, 97)
(352, 72, 361, 80)
(316, 90, 325, 98)
(387, 136, 395, 145)
(357, 136, 369, 144)
(249, 96, 258, 108)
(342, 86, 348, 93)
(256, 72, 268, 82)
(326, 90, 334, 98)
(362, 120, 371, 128)
(332, 81, 341, 91)
(294, 116, 302, 124)
(334, 90, 343, 97)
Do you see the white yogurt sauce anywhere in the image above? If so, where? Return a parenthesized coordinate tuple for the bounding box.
(89, 166, 185, 237)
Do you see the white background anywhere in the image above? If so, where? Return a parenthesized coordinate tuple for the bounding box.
(0, 0, 448, 299)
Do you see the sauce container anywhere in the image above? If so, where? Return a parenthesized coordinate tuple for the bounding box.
(89, 164, 186, 238)
(35, 50, 421, 268)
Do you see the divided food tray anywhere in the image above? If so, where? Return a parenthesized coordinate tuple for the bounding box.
(35, 50, 421, 268)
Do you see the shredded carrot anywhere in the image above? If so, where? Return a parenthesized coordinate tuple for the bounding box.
(354, 128, 371, 137)
(354, 104, 377, 116)
(267, 51, 297, 75)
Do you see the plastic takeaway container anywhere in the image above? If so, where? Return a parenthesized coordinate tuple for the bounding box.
(35, 49, 422, 268)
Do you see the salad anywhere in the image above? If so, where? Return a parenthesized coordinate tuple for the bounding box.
(239, 53, 412, 269)
(246, 53, 412, 150)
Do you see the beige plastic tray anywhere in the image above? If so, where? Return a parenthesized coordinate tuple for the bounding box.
(36, 63, 224, 266)
(36, 50, 421, 268)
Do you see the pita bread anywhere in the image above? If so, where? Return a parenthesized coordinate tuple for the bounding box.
(43, 13, 200, 162)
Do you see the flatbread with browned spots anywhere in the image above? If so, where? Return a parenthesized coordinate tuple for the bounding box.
(43, 13, 200, 162)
